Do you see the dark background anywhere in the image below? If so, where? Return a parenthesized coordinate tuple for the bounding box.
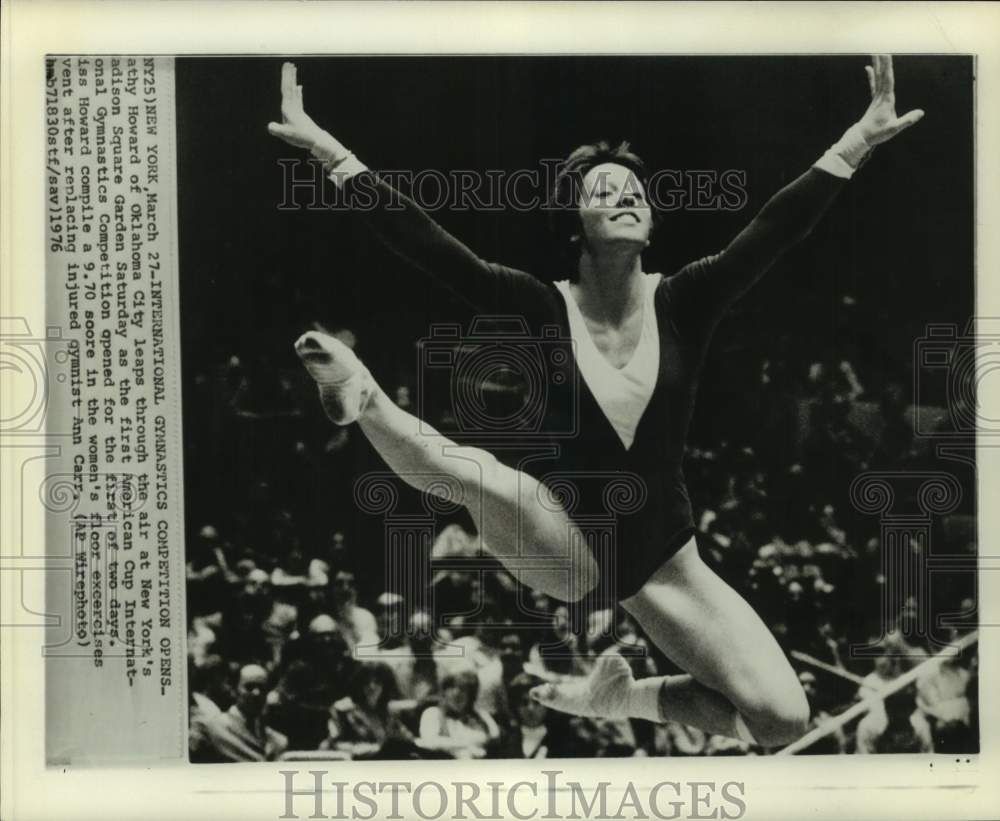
(176, 54, 974, 596)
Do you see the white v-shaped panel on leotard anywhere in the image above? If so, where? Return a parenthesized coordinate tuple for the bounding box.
(554, 273, 662, 450)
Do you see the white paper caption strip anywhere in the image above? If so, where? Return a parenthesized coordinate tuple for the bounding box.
(43, 56, 187, 765)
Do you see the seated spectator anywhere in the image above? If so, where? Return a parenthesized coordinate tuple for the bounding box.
(185, 524, 232, 617)
(202, 664, 288, 762)
(871, 689, 930, 754)
(330, 569, 379, 650)
(436, 633, 507, 721)
(187, 612, 219, 667)
(858, 653, 901, 699)
(268, 614, 355, 750)
(498, 632, 527, 687)
(528, 606, 587, 677)
(270, 547, 313, 590)
(417, 670, 500, 759)
(189, 689, 218, 763)
(307, 531, 349, 582)
(216, 568, 281, 668)
(374, 592, 406, 651)
(854, 651, 900, 747)
(378, 611, 452, 702)
(797, 671, 846, 755)
(188, 655, 230, 763)
(190, 654, 236, 715)
(911, 649, 973, 751)
(883, 621, 930, 670)
(322, 662, 416, 759)
(498, 673, 594, 759)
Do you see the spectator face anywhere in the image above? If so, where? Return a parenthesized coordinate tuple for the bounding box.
(499, 634, 524, 677)
(307, 614, 346, 661)
(235, 558, 257, 578)
(896, 608, 919, 639)
(585, 610, 613, 649)
(333, 571, 357, 603)
(309, 614, 338, 636)
(240, 570, 273, 620)
(552, 607, 571, 639)
(378, 605, 403, 640)
(441, 675, 475, 717)
(236, 665, 268, 719)
(377, 610, 390, 637)
(362, 677, 384, 710)
(874, 654, 896, 679)
(244, 569, 270, 598)
(196, 525, 220, 560)
(530, 591, 551, 612)
(799, 672, 818, 701)
(787, 580, 804, 602)
(500, 634, 522, 658)
(408, 612, 434, 651)
(516, 692, 547, 728)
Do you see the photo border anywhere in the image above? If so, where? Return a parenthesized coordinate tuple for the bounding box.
(2, 2, 999, 819)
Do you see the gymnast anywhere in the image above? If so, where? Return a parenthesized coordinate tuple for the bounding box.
(269, 56, 922, 746)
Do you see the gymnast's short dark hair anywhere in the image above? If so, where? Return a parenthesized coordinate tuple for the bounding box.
(548, 141, 654, 268)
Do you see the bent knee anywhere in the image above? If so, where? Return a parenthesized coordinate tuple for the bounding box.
(743, 688, 810, 747)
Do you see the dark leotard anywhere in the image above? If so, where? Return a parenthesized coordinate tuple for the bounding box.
(343, 167, 846, 599)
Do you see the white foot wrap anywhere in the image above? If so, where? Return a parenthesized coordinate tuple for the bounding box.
(294, 331, 373, 425)
(530, 648, 635, 720)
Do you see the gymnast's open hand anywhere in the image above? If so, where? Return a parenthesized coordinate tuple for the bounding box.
(856, 54, 924, 146)
(267, 62, 350, 165)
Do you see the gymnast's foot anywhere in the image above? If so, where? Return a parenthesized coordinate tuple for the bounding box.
(529, 647, 636, 720)
(294, 331, 375, 425)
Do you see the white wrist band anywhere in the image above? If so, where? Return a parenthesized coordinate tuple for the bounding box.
(813, 122, 872, 180)
(307, 134, 369, 187)
(324, 153, 369, 187)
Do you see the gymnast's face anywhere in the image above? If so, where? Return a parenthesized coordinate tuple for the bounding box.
(576, 162, 652, 252)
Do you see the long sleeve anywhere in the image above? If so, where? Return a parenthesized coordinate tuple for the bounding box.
(664, 167, 847, 336)
(343, 171, 548, 314)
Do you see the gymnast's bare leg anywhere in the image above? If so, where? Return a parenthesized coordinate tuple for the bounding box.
(295, 330, 597, 604)
(297, 331, 806, 746)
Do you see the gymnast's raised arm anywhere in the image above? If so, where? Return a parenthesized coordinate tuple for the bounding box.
(267, 62, 539, 312)
(674, 55, 924, 317)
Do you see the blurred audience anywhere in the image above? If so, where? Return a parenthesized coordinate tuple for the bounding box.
(187, 315, 978, 760)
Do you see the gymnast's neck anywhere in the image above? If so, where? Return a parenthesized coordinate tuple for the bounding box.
(573, 247, 646, 326)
